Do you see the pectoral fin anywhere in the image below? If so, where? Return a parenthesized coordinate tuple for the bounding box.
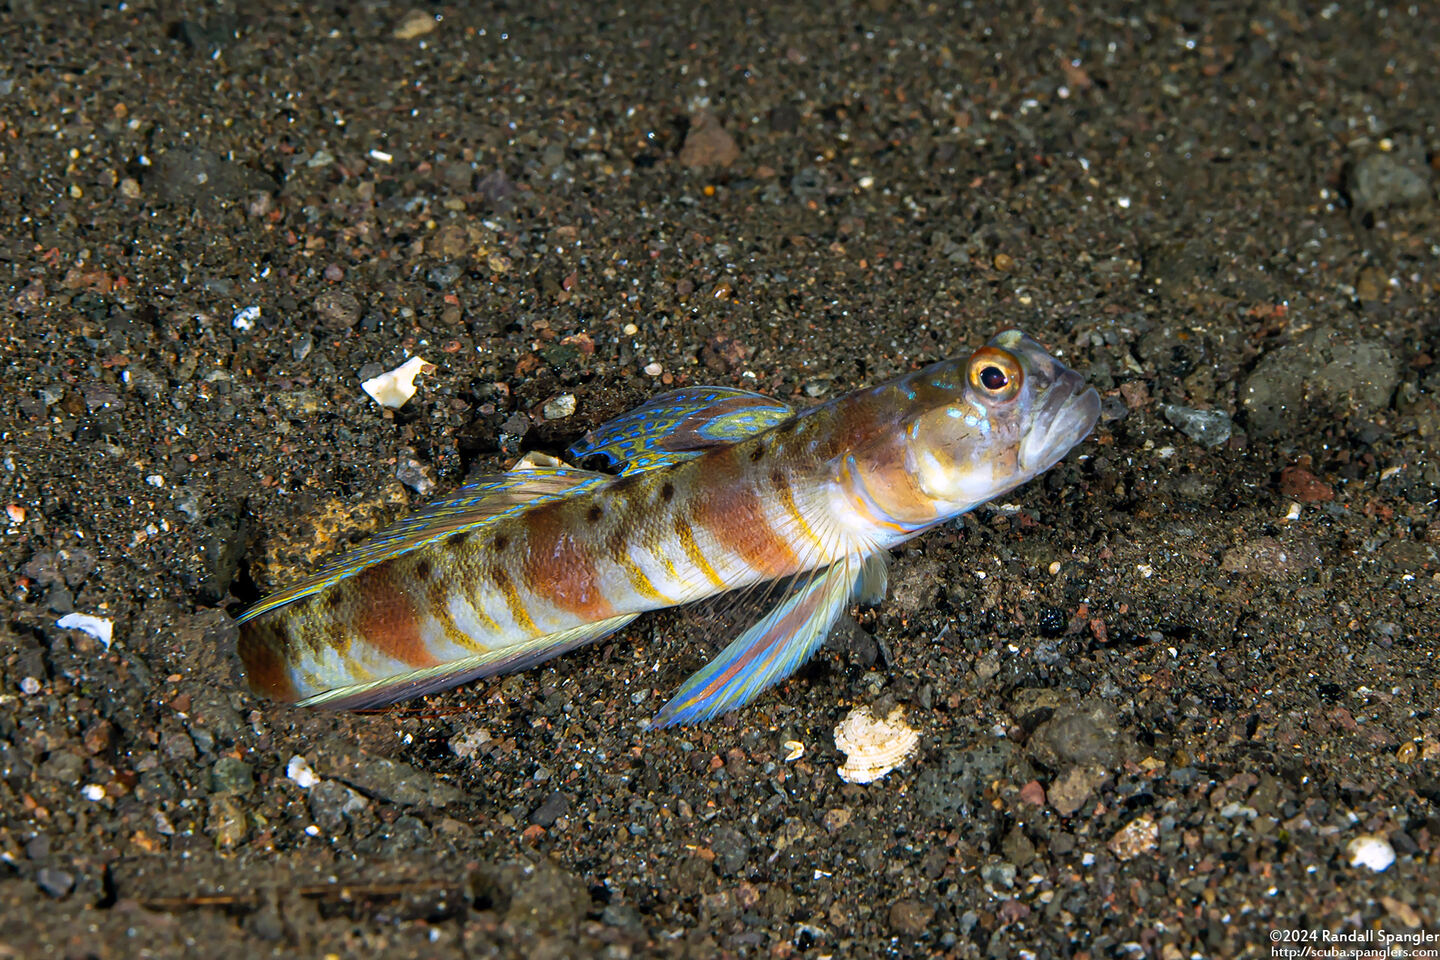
(568, 386, 795, 476)
(651, 553, 884, 727)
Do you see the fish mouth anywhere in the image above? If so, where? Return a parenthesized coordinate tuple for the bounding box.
(1019, 369, 1101, 474)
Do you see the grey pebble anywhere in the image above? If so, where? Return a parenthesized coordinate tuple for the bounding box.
(313, 289, 363, 330)
(529, 790, 569, 827)
(36, 867, 75, 899)
(710, 826, 751, 877)
(309, 779, 369, 831)
(1346, 153, 1432, 214)
(209, 756, 254, 795)
(1161, 403, 1233, 448)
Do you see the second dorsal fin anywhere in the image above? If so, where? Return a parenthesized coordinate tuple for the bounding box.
(567, 386, 795, 475)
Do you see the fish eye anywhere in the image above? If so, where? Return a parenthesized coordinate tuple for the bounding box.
(967, 347, 1023, 402)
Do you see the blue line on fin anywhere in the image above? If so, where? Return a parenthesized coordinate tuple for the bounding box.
(237, 460, 609, 624)
(296, 613, 640, 710)
(651, 553, 884, 728)
(567, 386, 794, 474)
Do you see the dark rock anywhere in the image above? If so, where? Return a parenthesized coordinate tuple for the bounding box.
(318, 748, 463, 807)
(356, 814, 429, 855)
(309, 779, 368, 831)
(1027, 701, 1124, 769)
(470, 860, 591, 935)
(209, 757, 253, 795)
(710, 826, 751, 877)
(529, 790, 569, 827)
(1242, 328, 1398, 440)
(476, 170, 517, 212)
(916, 740, 1017, 820)
(150, 149, 276, 209)
(426, 262, 464, 289)
(39, 751, 85, 785)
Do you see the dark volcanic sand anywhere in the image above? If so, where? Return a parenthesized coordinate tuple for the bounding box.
(2, 2, 1439, 957)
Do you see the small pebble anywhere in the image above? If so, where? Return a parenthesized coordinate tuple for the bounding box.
(36, 868, 75, 899)
(81, 784, 105, 802)
(392, 9, 438, 40)
(287, 755, 319, 789)
(643, 362, 663, 377)
(1161, 403, 1232, 448)
(56, 612, 114, 649)
(314, 289, 362, 330)
(1347, 834, 1396, 872)
(231, 305, 260, 331)
(542, 394, 577, 421)
(361, 356, 432, 409)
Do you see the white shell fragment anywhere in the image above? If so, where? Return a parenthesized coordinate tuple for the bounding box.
(834, 705, 920, 784)
(782, 740, 805, 762)
(1346, 834, 1396, 872)
(361, 355, 432, 409)
(232, 305, 261, 330)
(56, 612, 114, 649)
(287, 755, 320, 789)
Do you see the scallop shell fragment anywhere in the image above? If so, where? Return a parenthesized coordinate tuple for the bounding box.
(834, 705, 920, 784)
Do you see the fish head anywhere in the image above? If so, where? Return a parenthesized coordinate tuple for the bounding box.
(903, 329, 1100, 515)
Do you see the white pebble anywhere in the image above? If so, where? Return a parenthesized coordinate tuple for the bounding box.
(287, 755, 320, 789)
(542, 394, 577, 420)
(361, 355, 432, 409)
(305, 824, 321, 836)
(231, 305, 261, 331)
(81, 784, 106, 802)
(145, 474, 165, 488)
(19, 677, 40, 695)
(782, 740, 805, 762)
(643, 362, 663, 377)
(56, 612, 114, 649)
(622, 323, 639, 335)
(1136, 563, 1154, 578)
(1346, 834, 1395, 872)
(368, 148, 393, 163)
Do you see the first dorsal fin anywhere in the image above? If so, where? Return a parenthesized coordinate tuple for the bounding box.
(567, 386, 795, 476)
(236, 453, 608, 624)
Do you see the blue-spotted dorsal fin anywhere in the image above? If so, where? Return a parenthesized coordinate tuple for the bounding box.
(567, 386, 795, 476)
(650, 552, 886, 728)
(236, 453, 607, 624)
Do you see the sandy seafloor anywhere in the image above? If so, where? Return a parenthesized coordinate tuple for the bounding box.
(1, 1, 1438, 957)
